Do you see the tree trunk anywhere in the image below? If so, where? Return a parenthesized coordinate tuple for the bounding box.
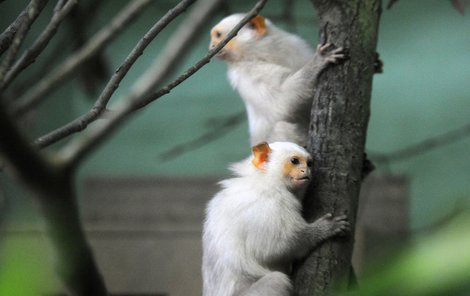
(294, 1, 381, 295)
(0, 105, 107, 296)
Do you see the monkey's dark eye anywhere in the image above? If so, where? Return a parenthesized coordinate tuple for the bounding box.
(290, 157, 300, 165)
(307, 160, 313, 167)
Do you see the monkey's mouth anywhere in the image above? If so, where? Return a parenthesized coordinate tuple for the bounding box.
(209, 43, 227, 59)
(293, 176, 310, 185)
(215, 49, 228, 59)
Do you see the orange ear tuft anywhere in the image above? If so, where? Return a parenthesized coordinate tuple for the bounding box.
(251, 142, 271, 170)
(250, 15, 267, 36)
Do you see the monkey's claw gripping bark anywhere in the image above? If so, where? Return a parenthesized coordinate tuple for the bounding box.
(316, 43, 348, 64)
(332, 214, 350, 235)
(317, 213, 350, 238)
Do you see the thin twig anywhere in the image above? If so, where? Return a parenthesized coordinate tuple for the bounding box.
(11, 0, 153, 116)
(0, 0, 46, 86)
(0, 0, 49, 56)
(387, 0, 399, 9)
(450, 0, 467, 15)
(34, 0, 198, 149)
(369, 121, 470, 165)
(66, 1, 110, 95)
(4, 37, 73, 101)
(159, 111, 246, 161)
(128, 0, 228, 111)
(0, 0, 78, 91)
(57, 0, 268, 169)
(134, 0, 267, 111)
(280, 0, 297, 32)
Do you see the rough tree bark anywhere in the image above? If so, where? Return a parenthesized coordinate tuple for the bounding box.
(294, 1, 382, 295)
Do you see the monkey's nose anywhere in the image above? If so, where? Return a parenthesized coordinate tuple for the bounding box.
(300, 167, 310, 175)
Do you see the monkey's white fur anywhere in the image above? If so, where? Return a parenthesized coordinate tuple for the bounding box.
(210, 14, 345, 147)
(202, 142, 349, 296)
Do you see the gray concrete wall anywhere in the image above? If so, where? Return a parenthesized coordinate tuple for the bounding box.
(1, 175, 408, 295)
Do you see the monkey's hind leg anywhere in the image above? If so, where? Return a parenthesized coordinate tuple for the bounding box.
(243, 272, 292, 296)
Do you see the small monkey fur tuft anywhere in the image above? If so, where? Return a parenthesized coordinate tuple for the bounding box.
(202, 142, 350, 296)
(210, 14, 347, 147)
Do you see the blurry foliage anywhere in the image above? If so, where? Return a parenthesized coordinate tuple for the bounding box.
(0, 239, 52, 296)
(349, 213, 470, 296)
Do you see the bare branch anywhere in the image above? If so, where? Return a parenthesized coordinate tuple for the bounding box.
(158, 111, 246, 161)
(0, 0, 47, 86)
(132, 0, 267, 109)
(0, 0, 78, 91)
(280, 0, 297, 32)
(34, 0, 198, 149)
(3, 37, 73, 101)
(0, 0, 49, 56)
(57, 0, 268, 170)
(11, 0, 153, 116)
(450, 0, 467, 14)
(66, 1, 110, 95)
(370, 121, 470, 165)
(387, 0, 399, 9)
(130, 0, 229, 110)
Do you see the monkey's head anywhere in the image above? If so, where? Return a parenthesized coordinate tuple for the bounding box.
(209, 14, 267, 62)
(251, 142, 312, 196)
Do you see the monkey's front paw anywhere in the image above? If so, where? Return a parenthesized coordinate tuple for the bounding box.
(316, 43, 348, 64)
(332, 214, 350, 236)
(317, 213, 350, 237)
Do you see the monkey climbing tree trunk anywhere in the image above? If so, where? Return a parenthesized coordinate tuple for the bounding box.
(294, 1, 381, 295)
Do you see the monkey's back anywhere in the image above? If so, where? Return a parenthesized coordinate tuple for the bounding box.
(202, 175, 303, 296)
(202, 181, 261, 296)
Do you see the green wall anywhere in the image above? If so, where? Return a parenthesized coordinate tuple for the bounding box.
(1, 0, 470, 232)
(368, 1, 470, 230)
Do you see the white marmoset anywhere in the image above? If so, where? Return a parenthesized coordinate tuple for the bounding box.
(202, 142, 349, 296)
(210, 14, 346, 147)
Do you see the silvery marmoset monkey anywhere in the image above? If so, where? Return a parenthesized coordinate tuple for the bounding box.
(202, 142, 350, 296)
(209, 14, 347, 147)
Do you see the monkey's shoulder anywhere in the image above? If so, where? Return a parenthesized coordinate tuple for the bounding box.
(228, 61, 294, 85)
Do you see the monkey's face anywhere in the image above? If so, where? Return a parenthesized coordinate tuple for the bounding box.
(281, 154, 312, 193)
(251, 142, 312, 197)
(209, 14, 267, 62)
(209, 26, 238, 61)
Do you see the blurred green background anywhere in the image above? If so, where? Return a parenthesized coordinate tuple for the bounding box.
(1, 0, 469, 233)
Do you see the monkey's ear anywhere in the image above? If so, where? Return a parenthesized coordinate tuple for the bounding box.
(251, 142, 271, 170)
(249, 15, 267, 36)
